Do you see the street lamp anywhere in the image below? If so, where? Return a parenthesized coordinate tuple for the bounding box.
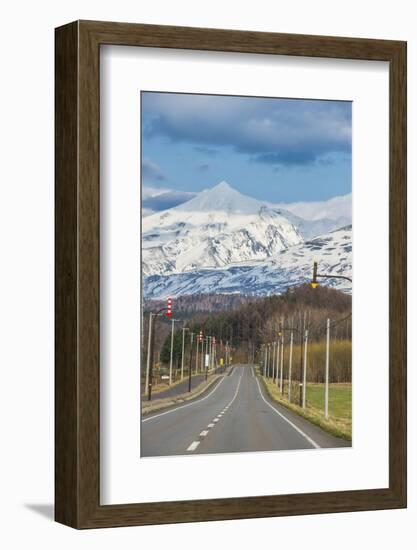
(146, 306, 172, 401)
(311, 261, 352, 288)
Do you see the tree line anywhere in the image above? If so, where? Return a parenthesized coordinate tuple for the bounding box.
(143, 284, 351, 382)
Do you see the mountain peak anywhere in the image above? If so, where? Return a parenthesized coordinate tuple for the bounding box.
(211, 180, 233, 192)
(176, 181, 263, 214)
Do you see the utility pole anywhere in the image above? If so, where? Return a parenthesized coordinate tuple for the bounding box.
(207, 336, 211, 371)
(275, 339, 280, 385)
(169, 317, 175, 385)
(302, 329, 309, 409)
(188, 332, 194, 392)
(195, 336, 200, 374)
(280, 319, 284, 394)
(299, 327, 304, 407)
(181, 324, 187, 380)
(147, 313, 156, 401)
(201, 335, 205, 373)
(271, 341, 276, 381)
(265, 344, 268, 377)
(267, 343, 271, 377)
(145, 312, 153, 393)
(147, 300, 173, 400)
(205, 337, 209, 379)
(213, 337, 217, 372)
(288, 330, 294, 402)
(325, 318, 330, 418)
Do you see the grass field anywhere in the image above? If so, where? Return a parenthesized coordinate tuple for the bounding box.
(260, 374, 352, 441)
(306, 383, 351, 421)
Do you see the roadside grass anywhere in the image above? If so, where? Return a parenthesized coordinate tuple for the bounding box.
(141, 371, 208, 397)
(306, 383, 351, 421)
(258, 372, 352, 441)
(141, 374, 222, 416)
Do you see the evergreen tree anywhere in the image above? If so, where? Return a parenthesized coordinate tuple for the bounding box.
(160, 329, 184, 365)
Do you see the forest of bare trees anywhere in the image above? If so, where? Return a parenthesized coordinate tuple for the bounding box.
(142, 284, 352, 384)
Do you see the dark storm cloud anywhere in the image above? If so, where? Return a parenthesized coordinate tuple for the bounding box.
(142, 190, 196, 211)
(142, 93, 352, 167)
(141, 158, 166, 181)
(252, 150, 318, 166)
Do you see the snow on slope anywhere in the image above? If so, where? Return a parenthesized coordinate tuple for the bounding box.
(269, 206, 350, 240)
(142, 181, 303, 276)
(276, 193, 352, 222)
(144, 225, 352, 299)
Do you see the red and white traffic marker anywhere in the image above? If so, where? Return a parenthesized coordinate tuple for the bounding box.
(166, 297, 172, 318)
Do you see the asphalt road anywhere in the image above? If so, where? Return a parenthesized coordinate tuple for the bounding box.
(141, 365, 350, 457)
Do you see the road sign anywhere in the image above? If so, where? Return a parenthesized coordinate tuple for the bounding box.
(205, 354, 209, 367)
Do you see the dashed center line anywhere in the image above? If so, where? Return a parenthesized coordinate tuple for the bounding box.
(187, 441, 200, 452)
(186, 375, 242, 452)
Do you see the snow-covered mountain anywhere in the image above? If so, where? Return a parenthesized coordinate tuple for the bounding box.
(269, 206, 350, 240)
(142, 181, 352, 299)
(276, 193, 352, 222)
(142, 181, 303, 277)
(144, 225, 352, 299)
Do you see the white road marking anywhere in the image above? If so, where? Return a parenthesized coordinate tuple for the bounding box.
(187, 441, 200, 452)
(200, 430, 209, 437)
(255, 378, 320, 449)
(227, 374, 242, 407)
(142, 376, 226, 422)
(186, 374, 243, 452)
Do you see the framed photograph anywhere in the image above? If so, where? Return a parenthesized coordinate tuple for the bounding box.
(55, 20, 406, 528)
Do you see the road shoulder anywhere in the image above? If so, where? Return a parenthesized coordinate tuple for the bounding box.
(142, 374, 224, 418)
(256, 373, 351, 449)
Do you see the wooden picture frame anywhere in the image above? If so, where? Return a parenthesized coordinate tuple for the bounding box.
(55, 20, 407, 528)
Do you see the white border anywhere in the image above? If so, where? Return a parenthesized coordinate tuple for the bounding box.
(100, 45, 389, 504)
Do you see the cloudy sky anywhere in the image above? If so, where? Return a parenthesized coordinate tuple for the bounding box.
(141, 91, 351, 212)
